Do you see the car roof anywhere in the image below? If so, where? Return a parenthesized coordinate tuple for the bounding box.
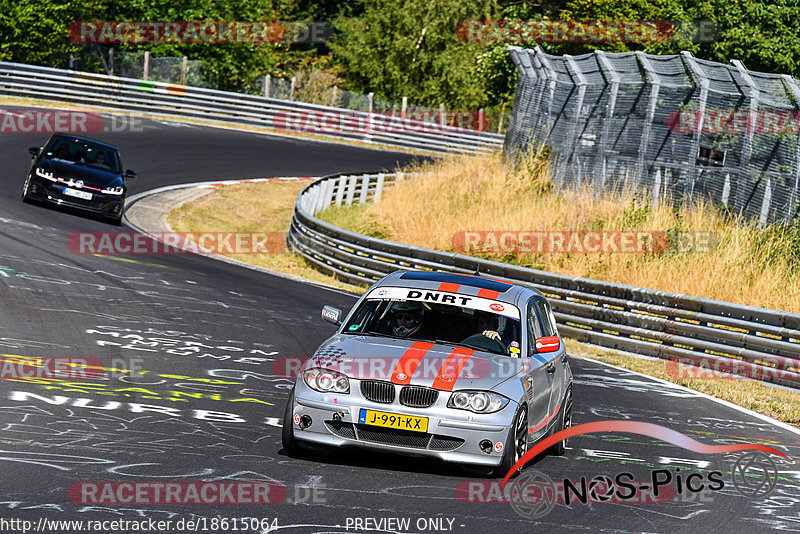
(51, 133, 119, 151)
(374, 270, 542, 306)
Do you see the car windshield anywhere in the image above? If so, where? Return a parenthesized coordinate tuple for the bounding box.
(45, 138, 121, 173)
(342, 291, 523, 356)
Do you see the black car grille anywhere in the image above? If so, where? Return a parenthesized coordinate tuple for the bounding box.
(360, 380, 395, 404)
(399, 386, 438, 408)
(355, 424, 432, 448)
(325, 420, 357, 439)
(429, 435, 465, 451)
(325, 421, 464, 452)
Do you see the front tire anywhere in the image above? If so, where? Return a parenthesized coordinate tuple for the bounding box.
(548, 387, 572, 456)
(494, 404, 528, 478)
(282, 387, 301, 455)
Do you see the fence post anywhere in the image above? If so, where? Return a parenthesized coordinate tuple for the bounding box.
(322, 178, 335, 209)
(143, 51, 150, 81)
(289, 76, 296, 100)
(375, 173, 385, 203)
(732, 59, 760, 217)
(345, 174, 358, 205)
(109, 48, 114, 76)
(311, 183, 322, 215)
(781, 74, 800, 221)
(367, 92, 374, 135)
(330, 85, 337, 107)
(635, 52, 662, 191)
(359, 174, 369, 204)
(180, 56, 188, 85)
(335, 175, 347, 207)
(595, 51, 620, 192)
(681, 52, 709, 204)
(478, 109, 485, 131)
(564, 55, 587, 185)
(264, 74, 271, 98)
(401, 96, 408, 120)
(439, 103, 445, 127)
(534, 46, 558, 145)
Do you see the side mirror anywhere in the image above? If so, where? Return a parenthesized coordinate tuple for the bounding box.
(28, 147, 39, 158)
(533, 336, 560, 354)
(321, 305, 343, 326)
(124, 169, 137, 178)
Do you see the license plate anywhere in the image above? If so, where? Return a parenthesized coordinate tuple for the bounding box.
(358, 409, 428, 432)
(63, 187, 92, 200)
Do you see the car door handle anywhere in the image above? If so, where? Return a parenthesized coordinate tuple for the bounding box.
(546, 364, 555, 374)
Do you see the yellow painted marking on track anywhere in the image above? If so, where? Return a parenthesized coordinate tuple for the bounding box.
(92, 254, 172, 269)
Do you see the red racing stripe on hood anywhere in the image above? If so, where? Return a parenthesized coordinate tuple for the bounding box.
(432, 347, 476, 391)
(390, 341, 436, 384)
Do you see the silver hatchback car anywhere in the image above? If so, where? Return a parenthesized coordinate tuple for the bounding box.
(282, 270, 573, 476)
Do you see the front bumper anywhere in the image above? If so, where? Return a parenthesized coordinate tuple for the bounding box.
(290, 379, 517, 467)
(28, 175, 124, 217)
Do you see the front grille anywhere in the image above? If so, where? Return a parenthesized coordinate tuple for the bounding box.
(354, 424, 432, 449)
(325, 420, 356, 439)
(429, 435, 465, 451)
(399, 385, 438, 408)
(360, 380, 395, 404)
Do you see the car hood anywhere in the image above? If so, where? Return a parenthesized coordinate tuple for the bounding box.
(39, 158, 121, 188)
(305, 334, 528, 391)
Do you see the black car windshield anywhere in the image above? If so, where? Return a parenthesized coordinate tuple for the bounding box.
(342, 293, 523, 356)
(45, 138, 121, 173)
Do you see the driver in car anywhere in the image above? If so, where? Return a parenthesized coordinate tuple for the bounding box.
(390, 301, 427, 338)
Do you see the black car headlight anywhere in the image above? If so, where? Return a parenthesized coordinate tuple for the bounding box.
(303, 368, 350, 394)
(447, 390, 509, 413)
(35, 167, 56, 181)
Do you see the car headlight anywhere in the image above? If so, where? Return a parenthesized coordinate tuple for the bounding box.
(303, 368, 350, 394)
(35, 167, 56, 181)
(101, 185, 124, 195)
(447, 390, 509, 413)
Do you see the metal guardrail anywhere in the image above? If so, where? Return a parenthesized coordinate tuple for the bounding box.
(0, 62, 504, 155)
(288, 172, 800, 389)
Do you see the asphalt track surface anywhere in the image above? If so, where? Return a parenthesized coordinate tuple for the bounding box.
(0, 108, 798, 534)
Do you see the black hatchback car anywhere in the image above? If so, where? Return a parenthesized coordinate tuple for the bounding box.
(23, 134, 136, 224)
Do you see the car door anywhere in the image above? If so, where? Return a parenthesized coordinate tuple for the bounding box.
(534, 297, 566, 424)
(524, 298, 555, 441)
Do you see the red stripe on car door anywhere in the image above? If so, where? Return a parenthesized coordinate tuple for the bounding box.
(432, 347, 476, 391)
(390, 341, 436, 384)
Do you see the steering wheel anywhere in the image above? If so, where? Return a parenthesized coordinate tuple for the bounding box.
(459, 333, 508, 354)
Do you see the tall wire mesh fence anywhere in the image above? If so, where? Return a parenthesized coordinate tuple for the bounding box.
(504, 46, 800, 225)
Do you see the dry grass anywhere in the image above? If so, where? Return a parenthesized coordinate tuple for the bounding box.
(167, 180, 364, 293)
(319, 152, 800, 312)
(566, 339, 800, 427)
